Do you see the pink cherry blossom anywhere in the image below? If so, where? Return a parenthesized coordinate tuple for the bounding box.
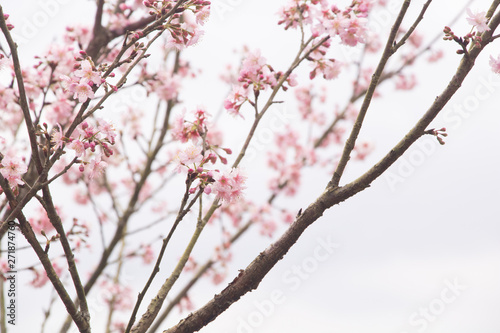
(241, 49, 266, 74)
(395, 73, 417, 90)
(69, 82, 95, 103)
(224, 85, 250, 117)
(152, 72, 182, 101)
(179, 144, 203, 165)
(51, 123, 65, 150)
(466, 8, 490, 32)
(489, 55, 500, 74)
(3, 13, 14, 30)
(0, 155, 27, 187)
(59, 74, 76, 90)
(29, 205, 63, 235)
(171, 108, 210, 143)
(338, 17, 367, 46)
(46, 91, 75, 124)
(164, 7, 210, 50)
(100, 280, 133, 311)
(354, 140, 375, 160)
(0, 258, 9, 279)
(69, 140, 86, 157)
(88, 157, 107, 180)
(142, 244, 155, 264)
(196, 5, 211, 24)
(322, 15, 350, 38)
(427, 49, 444, 63)
(259, 219, 277, 237)
(31, 262, 64, 288)
(310, 58, 342, 80)
(74, 59, 102, 86)
(287, 73, 298, 87)
(97, 118, 117, 144)
(277, 2, 313, 30)
(212, 168, 247, 203)
(174, 144, 204, 173)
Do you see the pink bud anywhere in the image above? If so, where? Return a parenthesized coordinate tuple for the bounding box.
(79, 165, 85, 172)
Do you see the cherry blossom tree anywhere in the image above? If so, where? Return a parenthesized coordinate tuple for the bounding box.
(0, 0, 499, 332)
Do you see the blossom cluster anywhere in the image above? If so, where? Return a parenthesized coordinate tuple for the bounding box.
(60, 58, 104, 103)
(306, 40, 343, 80)
(211, 168, 246, 203)
(0, 154, 28, 191)
(2, 13, 14, 30)
(267, 126, 315, 196)
(276, 1, 375, 86)
(171, 107, 246, 203)
(173, 143, 245, 204)
(141, 59, 192, 102)
(51, 119, 116, 180)
(443, 8, 490, 58)
(224, 49, 297, 117)
(443, 6, 500, 76)
(171, 107, 210, 143)
(278, 0, 370, 46)
(100, 279, 134, 311)
(143, 0, 211, 50)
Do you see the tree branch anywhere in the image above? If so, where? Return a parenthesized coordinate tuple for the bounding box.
(0, 6, 43, 174)
(330, 0, 414, 188)
(42, 186, 90, 325)
(130, 34, 332, 333)
(162, 5, 500, 333)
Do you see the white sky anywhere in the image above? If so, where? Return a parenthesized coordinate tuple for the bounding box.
(2, 0, 500, 333)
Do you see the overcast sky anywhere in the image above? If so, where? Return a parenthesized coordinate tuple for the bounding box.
(2, 0, 500, 332)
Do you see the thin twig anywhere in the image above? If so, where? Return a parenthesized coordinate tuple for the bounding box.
(124, 187, 203, 333)
(0, 6, 43, 174)
(330, 0, 415, 188)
